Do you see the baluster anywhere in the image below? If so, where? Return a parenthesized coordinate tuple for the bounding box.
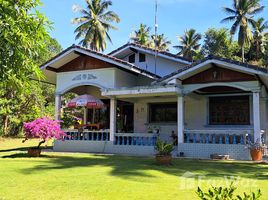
(233, 134, 237, 144)
(141, 137, 144, 146)
(219, 135, 223, 144)
(206, 134, 209, 144)
(200, 134, 203, 143)
(124, 136, 127, 145)
(186, 133, 190, 143)
(133, 137, 136, 145)
(225, 134, 229, 144)
(240, 135, 244, 144)
(212, 134, 216, 144)
(138, 137, 141, 145)
(193, 134, 197, 143)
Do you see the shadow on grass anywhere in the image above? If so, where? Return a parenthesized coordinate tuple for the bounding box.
(0, 146, 52, 153)
(3, 152, 267, 180)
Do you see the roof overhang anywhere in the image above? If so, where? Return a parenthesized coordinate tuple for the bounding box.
(155, 56, 268, 89)
(40, 45, 160, 85)
(101, 85, 181, 98)
(109, 43, 191, 65)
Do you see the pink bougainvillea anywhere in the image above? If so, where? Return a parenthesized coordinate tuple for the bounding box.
(23, 117, 66, 148)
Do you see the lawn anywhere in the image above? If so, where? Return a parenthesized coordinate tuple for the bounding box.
(0, 138, 267, 200)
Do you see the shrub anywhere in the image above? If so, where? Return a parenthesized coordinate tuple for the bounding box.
(155, 138, 174, 156)
(23, 117, 66, 148)
(196, 183, 262, 200)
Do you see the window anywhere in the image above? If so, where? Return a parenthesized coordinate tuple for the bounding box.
(149, 103, 177, 123)
(209, 96, 250, 125)
(128, 54, 135, 63)
(139, 53, 146, 62)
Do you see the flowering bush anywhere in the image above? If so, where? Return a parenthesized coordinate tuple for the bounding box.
(23, 117, 66, 149)
(246, 139, 266, 151)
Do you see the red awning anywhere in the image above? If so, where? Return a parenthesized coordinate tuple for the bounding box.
(67, 94, 105, 108)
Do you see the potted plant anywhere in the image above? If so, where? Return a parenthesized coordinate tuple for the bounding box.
(246, 140, 266, 161)
(155, 138, 174, 165)
(23, 117, 66, 157)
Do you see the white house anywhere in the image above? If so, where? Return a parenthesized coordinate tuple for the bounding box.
(41, 43, 268, 160)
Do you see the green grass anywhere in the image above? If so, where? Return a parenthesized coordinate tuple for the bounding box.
(0, 138, 267, 200)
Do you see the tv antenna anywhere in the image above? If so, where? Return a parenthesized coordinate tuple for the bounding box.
(154, 0, 158, 76)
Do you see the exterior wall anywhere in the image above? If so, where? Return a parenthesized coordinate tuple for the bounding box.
(178, 143, 251, 160)
(56, 68, 154, 94)
(122, 53, 187, 77)
(54, 140, 155, 156)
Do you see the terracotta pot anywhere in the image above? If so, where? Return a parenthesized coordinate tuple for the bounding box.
(28, 148, 41, 157)
(155, 154, 172, 165)
(250, 149, 262, 161)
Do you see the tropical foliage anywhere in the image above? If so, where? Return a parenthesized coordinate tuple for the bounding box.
(174, 29, 202, 61)
(0, 0, 62, 137)
(72, 0, 120, 52)
(131, 23, 152, 46)
(155, 139, 174, 156)
(221, 0, 265, 62)
(151, 34, 171, 51)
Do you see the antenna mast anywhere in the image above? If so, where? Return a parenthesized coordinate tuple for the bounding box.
(154, 0, 158, 76)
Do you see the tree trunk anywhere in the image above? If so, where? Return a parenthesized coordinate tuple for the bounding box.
(241, 44, 245, 63)
(3, 115, 9, 136)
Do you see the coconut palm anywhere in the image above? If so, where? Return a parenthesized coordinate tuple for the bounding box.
(130, 24, 151, 46)
(221, 0, 264, 62)
(72, 0, 120, 52)
(151, 34, 171, 51)
(173, 29, 201, 61)
(251, 18, 268, 59)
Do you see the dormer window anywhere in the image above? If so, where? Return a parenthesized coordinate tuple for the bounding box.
(139, 53, 146, 62)
(128, 54, 135, 63)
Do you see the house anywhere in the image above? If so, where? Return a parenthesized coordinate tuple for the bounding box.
(41, 43, 268, 160)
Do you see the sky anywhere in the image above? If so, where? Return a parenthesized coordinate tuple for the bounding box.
(40, 0, 268, 54)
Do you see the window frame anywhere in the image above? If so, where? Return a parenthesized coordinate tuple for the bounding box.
(208, 95, 250, 125)
(149, 103, 177, 123)
(128, 54, 135, 63)
(139, 53, 146, 62)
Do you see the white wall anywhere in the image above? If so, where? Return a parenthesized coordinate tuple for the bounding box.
(122, 53, 187, 77)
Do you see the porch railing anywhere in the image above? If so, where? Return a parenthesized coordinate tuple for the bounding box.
(184, 129, 253, 145)
(64, 130, 110, 141)
(114, 133, 157, 146)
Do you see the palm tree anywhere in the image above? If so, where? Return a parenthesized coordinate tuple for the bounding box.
(72, 0, 120, 52)
(174, 29, 201, 61)
(221, 0, 264, 62)
(251, 18, 268, 59)
(151, 34, 171, 51)
(130, 24, 151, 46)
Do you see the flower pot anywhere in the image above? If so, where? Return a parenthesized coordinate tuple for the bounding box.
(250, 149, 262, 161)
(155, 154, 172, 165)
(28, 148, 41, 157)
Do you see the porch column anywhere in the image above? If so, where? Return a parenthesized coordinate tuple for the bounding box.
(83, 108, 88, 124)
(110, 98, 117, 142)
(55, 94, 61, 121)
(253, 91, 261, 143)
(177, 95, 184, 144)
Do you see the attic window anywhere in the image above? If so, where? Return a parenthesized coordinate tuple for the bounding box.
(128, 54, 135, 63)
(139, 53, 146, 62)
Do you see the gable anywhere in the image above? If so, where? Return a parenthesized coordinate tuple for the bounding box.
(182, 66, 257, 85)
(57, 55, 114, 73)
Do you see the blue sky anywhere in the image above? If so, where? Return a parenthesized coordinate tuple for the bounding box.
(40, 0, 268, 53)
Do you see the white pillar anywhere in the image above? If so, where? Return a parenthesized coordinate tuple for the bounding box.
(177, 95, 184, 144)
(110, 98, 117, 141)
(55, 94, 61, 121)
(253, 91, 261, 143)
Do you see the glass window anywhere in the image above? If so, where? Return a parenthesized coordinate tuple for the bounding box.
(139, 53, 146, 62)
(128, 54, 135, 63)
(149, 103, 177, 123)
(209, 95, 250, 125)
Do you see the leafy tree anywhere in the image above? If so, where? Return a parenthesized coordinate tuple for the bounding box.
(174, 29, 202, 61)
(249, 18, 268, 61)
(130, 23, 152, 46)
(72, 0, 120, 52)
(151, 34, 171, 51)
(0, 0, 62, 136)
(221, 0, 264, 62)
